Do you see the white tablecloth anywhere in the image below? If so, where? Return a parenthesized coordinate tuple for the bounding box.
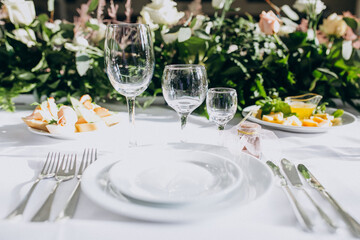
(1, 99, 360, 240)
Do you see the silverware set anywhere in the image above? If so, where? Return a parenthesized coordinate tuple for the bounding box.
(5, 149, 97, 222)
(267, 159, 360, 237)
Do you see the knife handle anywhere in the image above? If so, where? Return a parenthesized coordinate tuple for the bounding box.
(283, 185, 313, 231)
(322, 190, 360, 237)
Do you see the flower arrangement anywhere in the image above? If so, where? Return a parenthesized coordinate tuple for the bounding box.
(0, 0, 359, 113)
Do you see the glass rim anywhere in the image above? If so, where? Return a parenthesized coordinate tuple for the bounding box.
(107, 23, 150, 28)
(284, 93, 322, 102)
(164, 64, 205, 70)
(208, 87, 237, 93)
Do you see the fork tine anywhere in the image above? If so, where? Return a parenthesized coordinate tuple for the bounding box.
(57, 154, 67, 175)
(83, 148, 90, 170)
(52, 153, 61, 173)
(78, 149, 87, 172)
(41, 153, 52, 174)
(70, 154, 77, 174)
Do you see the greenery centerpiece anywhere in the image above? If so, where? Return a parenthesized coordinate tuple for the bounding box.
(0, 0, 359, 113)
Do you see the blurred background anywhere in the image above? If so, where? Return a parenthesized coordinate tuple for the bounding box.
(33, 0, 359, 22)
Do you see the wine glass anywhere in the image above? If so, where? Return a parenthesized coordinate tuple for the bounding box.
(206, 88, 237, 144)
(162, 64, 208, 142)
(105, 23, 155, 147)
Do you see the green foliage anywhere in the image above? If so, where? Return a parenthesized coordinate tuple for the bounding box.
(0, 1, 359, 114)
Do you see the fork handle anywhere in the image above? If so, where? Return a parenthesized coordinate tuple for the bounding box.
(6, 178, 40, 220)
(31, 181, 61, 222)
(55, 180, 81, 221)
(283, 185, 313, 231)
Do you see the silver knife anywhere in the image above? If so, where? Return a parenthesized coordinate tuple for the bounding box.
(266, 161, 313, 231)
(281, 159, 337, 231)
(298, 164, 360, 237)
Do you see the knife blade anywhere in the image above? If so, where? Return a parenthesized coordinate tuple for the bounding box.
(266, 161, 313, 231)
(281, 159, 337, 231)
(298, 164, 360, 237)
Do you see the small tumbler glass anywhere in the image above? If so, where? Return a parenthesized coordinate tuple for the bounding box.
(206, 88, 237, 144)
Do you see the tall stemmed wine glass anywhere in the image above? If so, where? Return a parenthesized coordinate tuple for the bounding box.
(105, 24, 155, 147)
(162, 64, 208, 142)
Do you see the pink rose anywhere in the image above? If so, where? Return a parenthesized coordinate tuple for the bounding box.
(343, 27, 357, 41)
(259, 10, 281, 35)
(353, 40, 360, 49)
(316, 30, 329, 44)
(297, 18, 308, 33)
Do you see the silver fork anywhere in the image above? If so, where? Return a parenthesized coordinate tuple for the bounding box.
(31, 154, 76, 222)
(55, 149, 97, 221)
(6, 152, 59, 220)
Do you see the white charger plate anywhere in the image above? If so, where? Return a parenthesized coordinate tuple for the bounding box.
(81, 143, 273, 222)
(242, 106, 357, 133)
(108, 150, 243, 205)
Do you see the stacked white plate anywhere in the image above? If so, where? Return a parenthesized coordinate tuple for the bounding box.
(81, 143, 273, 222)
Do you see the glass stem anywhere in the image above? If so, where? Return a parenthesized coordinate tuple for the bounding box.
(179, 113, 189, 142)
(180, 114, 188, 130)
(217, 124, 225, 146)
(126, 96, 137, 147)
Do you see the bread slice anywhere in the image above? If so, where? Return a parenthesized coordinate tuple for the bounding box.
(22, 117, 49, 132)
(102, 113, 121, 126)
(75, 121, 107, 132)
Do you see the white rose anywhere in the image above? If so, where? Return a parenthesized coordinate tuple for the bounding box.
(4, 0, 36, 25)
(192, 15, 206, 31)
(320, 13, 347, 37)
(161, 27, 178, 44)
(89, 18, 106, 43)
(227, 44, 238, 54)
(212, 0, 226, 9)
(138, 10, 159, 31)
(293, 0, 326, 15)
(45, 19, 61, 33)
(140, 0, 184, 26)
(13, 28, 36, 47)
(65, 36, 89, 52)
(74, 36, 89, 47)
(278, 25, 297, 36)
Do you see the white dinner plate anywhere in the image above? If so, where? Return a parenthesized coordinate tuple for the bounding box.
(108, 150, 243, 205)
(27, 124, 119, 140)
(82, 143, 273, 222)
(242, 106, 357, 133)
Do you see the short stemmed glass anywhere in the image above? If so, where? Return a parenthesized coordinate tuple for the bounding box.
(162, 64, 208, 142)
(206, 88, 237, 144)
(105, 24, 155, 147)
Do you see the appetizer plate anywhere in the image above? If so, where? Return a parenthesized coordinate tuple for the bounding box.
(108, 150, 243, 205)
(242, 106, 357, 133)
(82, 143, 273, 222)
(27, 124, 118, 140)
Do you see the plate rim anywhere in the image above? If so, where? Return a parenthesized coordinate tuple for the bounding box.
(108, 150, 243, 205)
(26, 124, 118, 139)
(242, 105, 357, 133)
(81, 144, 274, 222)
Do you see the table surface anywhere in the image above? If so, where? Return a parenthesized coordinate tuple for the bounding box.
(1, 98, 360, 240)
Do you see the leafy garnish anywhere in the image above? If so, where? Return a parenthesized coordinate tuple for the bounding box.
(30, 102, 41, 106)
(255, 97, 294, 117)
(332, 109, 344, 118)
(48, 119, 57, 124)
(314, 102, 328, 114)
